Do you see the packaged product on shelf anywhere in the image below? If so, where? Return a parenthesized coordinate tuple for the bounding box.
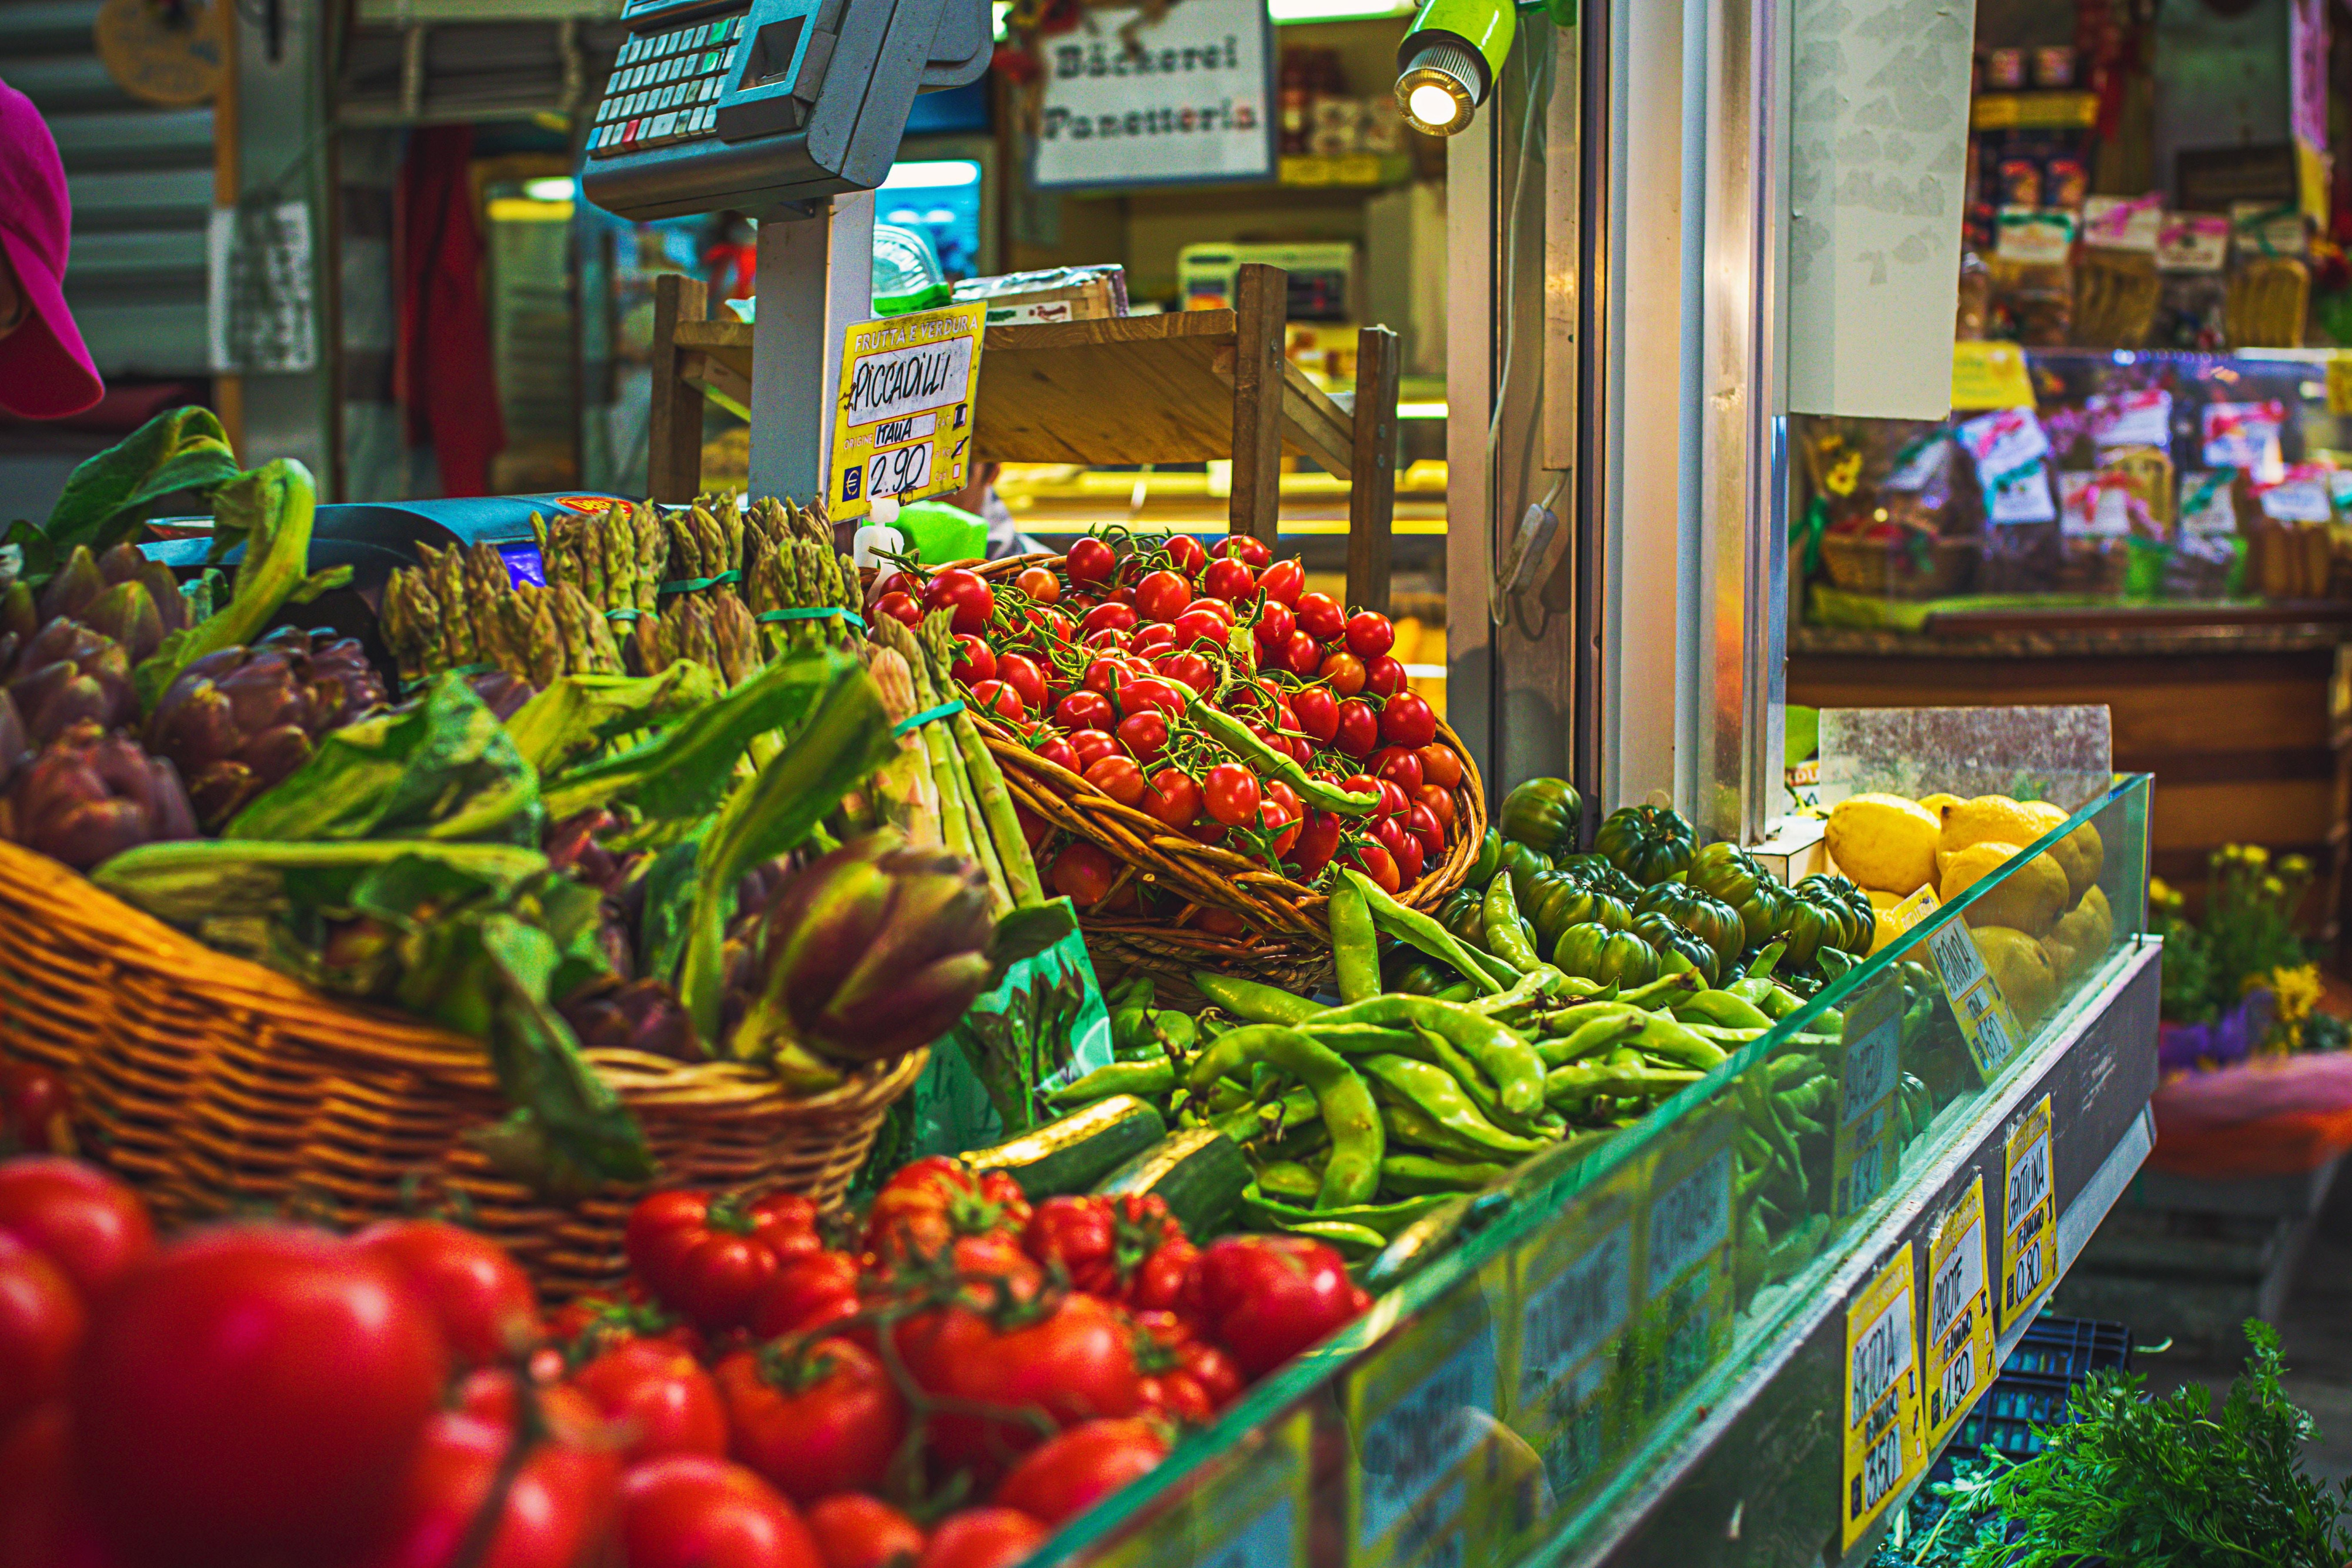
(953, 264, 1129, 327)
(2226, 203, 2310, 349)
(1955, 250, 1991, 340)
(1959, 406, 2060, 593)
(1983, 46, 2025, 89)
(2154, 213, 2230, 350)
(2201, 398, 2287, 481)
(1803, 422, 1977, 603)
(2072, 195, 2162, 347)
(1990, 208, 2076, 346)
(2032, 44, 2076, 88)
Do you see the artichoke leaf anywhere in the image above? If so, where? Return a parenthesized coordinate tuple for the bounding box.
(93, 838, 550, 925)
(506, 660, 721, 777)
(44, 407, 243, 560)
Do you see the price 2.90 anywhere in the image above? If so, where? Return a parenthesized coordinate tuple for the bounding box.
(863, 443, 933, 502)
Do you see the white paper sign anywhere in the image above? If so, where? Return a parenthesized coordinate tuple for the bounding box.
(2157, 215, 2230, 271)
(1786, 0, 1978, 422)
(1033, 0, 1274, 189)
(208, 201, 317, 374)
(2203, 402, 2286, 479)
(2087, 390, 2171, 449)
(2178, 472, 2238, 536)
(1957, 407, 2050, 473)
(2261, 479, 2333, 523)
(2059, 472, 2133, 537)
(2083, 194, 2163, 252)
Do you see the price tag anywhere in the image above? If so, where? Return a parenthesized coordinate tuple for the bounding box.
(1506, 1214, 1633, 1509)
(2086, 387, 2171, 448)
(1922, 1178, 1997, 1449)
(1637, 1118, 1736, 1415)
(828, 302, 987, 523)
(1841, 1246, 1927, 1551)
(1345, 1293, 1498, 1568)
(2000, 1096, 2057, 1330)
(1093, 1409, 1313, 1568)
(2329, 360, 2352, 419)
(1833, 978, 1905, 1218)
(2201, 400, 2285, 478)
(1950, 340, 2036, 412)
(1924, 916, 2024, 1081)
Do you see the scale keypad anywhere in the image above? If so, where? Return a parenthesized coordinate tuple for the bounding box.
(586, 13, 746, 157)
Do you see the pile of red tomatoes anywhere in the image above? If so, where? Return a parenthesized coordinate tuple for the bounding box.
(867, 534, 1466, 921)
(0, 1149, 1367, 1568)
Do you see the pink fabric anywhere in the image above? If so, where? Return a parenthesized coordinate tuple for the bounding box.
(0, 77, 103, 419)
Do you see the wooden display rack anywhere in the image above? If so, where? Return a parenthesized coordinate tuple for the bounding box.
(646, 262, 1402, 609)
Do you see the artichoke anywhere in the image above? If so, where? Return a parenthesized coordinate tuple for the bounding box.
(36, 546, 106, 626)
(546, 809, 645, 978)
(6, 620, 136, 743)
(0, 720, 196, 870)
(0, 690, 28, 791)
(145, 628, 388, 828)
(468, 668, 535, 722)
(562, 978, 696, 1061)
(727, 831, 994, 1066)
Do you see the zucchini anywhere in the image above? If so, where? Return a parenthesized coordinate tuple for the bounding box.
(1094, 1126, 1252, 1238)
(965, 1095, 1167, 1199)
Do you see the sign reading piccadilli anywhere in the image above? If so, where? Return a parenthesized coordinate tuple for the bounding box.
(1033, 0, 1274, 188)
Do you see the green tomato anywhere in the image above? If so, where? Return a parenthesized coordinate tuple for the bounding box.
(1686, 842, 1788, 947)
(1771, 894, 1844, 968)
(1592, 805, 1698, 888)
(1499, 777, 1584, 858)
(1552, 921, 1662, 988)
(1631, 912, 1720, 987)
(1439, 888, 1491, 953)
(1553, 853, 1642, 903)
(1525, 872, 1633, 950)
(1634, 882, 1747, 972)
(1466, 827, 1504, 891)
(1496, 840, 1554, 910)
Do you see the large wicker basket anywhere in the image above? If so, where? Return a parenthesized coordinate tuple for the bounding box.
(960, 552, 1487, 1000)
(0, 841, 920, 1300)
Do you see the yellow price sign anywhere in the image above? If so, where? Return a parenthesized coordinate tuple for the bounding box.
(2000, 1095, 2057, 1331)
(2327, 356, 2352, 419)
(1923, 914, 2024, 1082)
(829, 302, 987, 523)
(1923, 1178, 1998, 1449)
(1842, 1245, 1927, 1551)
(1951, 340, 2036, 412)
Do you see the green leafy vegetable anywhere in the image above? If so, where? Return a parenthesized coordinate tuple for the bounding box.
(92, 838, 550, 927)
(504, 660, 720, 777)
(949, 959, 1087, 1138)
(44, 407, 243, 560)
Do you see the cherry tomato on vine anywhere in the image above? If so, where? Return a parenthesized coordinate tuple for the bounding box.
(967, 681, 1026, 723)
(619, 1456, 822, 1568)
(1030, 732, 1081, 774)
(1081, 627, 1133, 654)
(1054, 691, 1116, 732)
(1154, 652, 1215, 696)
(1026, 606, 1077, 648)
(1015, 566, 1061, 603)
(1253, 599, 1295, 649)
(572, 1339, 727, 1463)
(1375, 778, 1412, 821)
(1344, 611, 1395, 661)
(1419, 743, 1464, 790)
(750, 1249, 863, 1340)
(0, 1232, 79, 1429)
(1084, 755, 1148, 807)
(716, 1339, 907, 1506)
(0, 1158, 152, 1302)
(1287, 808, 1341, 881)
(1162, 534, 1208, 577)
(1172, 605, 1231, 652)
(352, 1219, 540, 1370)
(1079, 602, 1138, 638)
(1202, 764, 1261, 828)
(1134, 570, 1192, 622)
(1381, 691, 1439, 748)
(1319, 650, 1366, 696)
(1115, 711, 1169, 763)
(923, 570, 996, 637)
(950, 636, 996, 686)
(994, 1420, 1171, 1528)
(1051, 844, 1122, 907)
(1215, 535, 1271, 569)
(1290, 686, 1339, 744)
(1142, 769, 1202, 829)
(1200, 557, 1255, 603)
(1068, 730, 1121, 771)
(1372, 747, 1424, 794)
(1116, 676, 1185, 719)
(873, 592, 923, 630)
(1345, 840, 1401, 894)
(1385, 818, 1427, 884)
(1333, 700, 1379, 759)
(920, 1509, 1048, 1568)
(1417, 784, 1457, 834)
(1066, 537, 1117, 584)
(1407, 801, 1446, 860)
(1364, 655, 1406, 699)
(1340, 774, 1385, 818)
(868, 569, 921, 605)
(1258, 797, 1301, 857)
(1132, 622, 1177, 655)
(1274, 630, 1316, 679)
(997, 654, 1048, 713)
(1294, 591, 1345, 641)
(1258, 557, 1305, 606)
(1080, 657, 1134, 699)
(624, 1191, 821, 1332)
(807, 1495, 927, 1568)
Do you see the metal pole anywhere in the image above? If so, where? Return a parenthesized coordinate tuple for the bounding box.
(749, 190, 876, 504)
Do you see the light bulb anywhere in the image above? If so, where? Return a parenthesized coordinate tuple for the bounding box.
(1408, 81, 1464, 131)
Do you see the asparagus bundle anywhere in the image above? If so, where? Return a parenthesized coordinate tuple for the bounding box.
(380, 543, 623, 686)
(860, 641, 944, 848)
(629, 593, 760, 688)
(532, 501, 667, 621)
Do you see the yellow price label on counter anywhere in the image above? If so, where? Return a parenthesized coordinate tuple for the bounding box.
(1344, 1289, 1501, 1568)
(2328, 357, 2352, 419)
(1922, 914, 2024, 1081)
(1951, 340, 2036, 412)
(1923, 1178, 1998, 1449)
(1842, 1246, 1927, 1551)
(1832, 977, 1905, 1218)
(2000, 1095, 2057, 1331)
(828, 302, 987, 523)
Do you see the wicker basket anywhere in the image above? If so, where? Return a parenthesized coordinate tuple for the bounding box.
(0, 841, 920, 1300)
(1819, 532, 1977, 600)
(959, 552, 1486, 998)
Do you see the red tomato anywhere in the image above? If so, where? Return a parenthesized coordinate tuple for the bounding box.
(1364, 655, 1406, 699)
(1200, 557, 1255, 603)
(1177, 1340, 1243, 1409)
(1319, 650, 1367, 696)
(619, 1455, 823, 1568)
(1131, 622, 1177, 655)
(996, 654, 1048, 713)
(1181, 1234, 1363, 1379)
(572, 1340, 727, 1464)
(950, 636, 997, 686)
(1171, 605, 1231, 651)
(1332, 700, 1379, 760)
(868, 570, 921, 607)
(1081, 628, 1134, 657)
(1114, 711, 1170, 764)
(345, 1405, 621, 1568)
(1387, 820, 1426, 885)
(923, 570, 996, 637)
(874, 592, 923, 630)
(1079, 601, 1138, 638)
(1030, 732, 1081, 775)
(714, 1339, 906, 1506)
(1258, 796, 1301, 858)
(1133, 570, 1192, 623)
(1161, 534, 1208, 578)
(1053, 690, 1116, 733)
(1217, 535, 1271, 569)
(1290, 686, 1339, 744)
(1115, 677, 1183, 721)
(0, 1062, 71, 1155)
(543, 1295, 703, 1369)
(1194, 904, 1247, 934)
(967, 680, 1026, 723)
(1013, 567, 1061, 606)
(1347, 840, 1401, 894)
(897, 1291, 1142, 1477)
(1338, 774, 1384, 817)
(1084, 755, 1148, 807)
(353, 1219, 540, 1369)
(1279, 629, 1322, 678)
(1065, 537, 1117, 585)
(1372, 747, 1424, 794)
(1018, 1194, 1187, 1301)
(1418, 744, 1464, 791)
(1406, 801, 1446, 858)
(1344, 611, 1396, 660)
(751, 1251, 863, 1340)
(806, 1494, 926, 1568)
(1258, 557, 1305, 606)
(1294, 591, 1345, 640)
(0, 1402, 123, 1568)
(1154, 651, 1215, 696)
(72, 1224, 450, 1564)
(1202, 763, 1261, 828)
(1287, 809, 1342, 881)
(994, 1419, 1171, 1527)
(1418, 784, 1458, 834)
(1375, 779, 1412, 821)
(1125, 1232, 1198, 1317)
(624, 1192, 821, 1332)
(1142, 769, 1202, 830)
(1252, 598, 1295, 649)
(1064, 730, 1117, 773)
(918, 1510, 1046, 1568)
(864, 1157, 1031, 1263)
(1381, 691, 1439, 748)
(0, 1159, 150, 1303)
(1079, 656, 1133, 700)
(0, 1232, 80, 1429)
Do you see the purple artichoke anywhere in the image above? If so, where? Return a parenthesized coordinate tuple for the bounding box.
(0, 720, 196, 870)
(467, 668, 535, 722)
(546, 810, 647, 979)
(562, 978, 697, 1061)
(36, 546, 105, 626)
(145, 628, 387, 828)
(0, 690, 28, 792)
(6, 620, 136, 744)
(727, 831, 995, 1066)
(0, 582, 35, 669)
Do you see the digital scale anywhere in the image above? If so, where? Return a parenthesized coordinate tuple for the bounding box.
(577, 0, 988, 500)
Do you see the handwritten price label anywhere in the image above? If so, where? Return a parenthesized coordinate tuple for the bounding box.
(1922, 914, 2024, 1081)
(2000, 1096, 2057, 1331)
(1345, 1292, 1497, 1568)
(828, 302, 985, 522)
(1638, 1122, 1736, 1415)
(1834, 978, 1905, 1218)
(1840, 1246, 1926, 1551)
(1923, 1178, 1997, 1448)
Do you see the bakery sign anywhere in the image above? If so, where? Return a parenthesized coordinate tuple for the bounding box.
(1032, 0, 1276, 189)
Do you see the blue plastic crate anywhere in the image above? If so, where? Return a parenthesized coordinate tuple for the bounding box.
(1930, 1316, 2133, 1480)
(2000, 1316, 2131, 1384)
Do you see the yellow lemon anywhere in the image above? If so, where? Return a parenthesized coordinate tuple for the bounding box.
(2040, 931, 2084, 987)
(1865, 889, 1906, 954)
(1975, 925, 2058, 1027)
(1918, 792, 1963, 819)
(1826, 793, 1943, 895)
(2053, 884, 2113, 962)
(2018, 801, 2104, 902)
(1940, 795, 2048, 857)
(1939, 841, 2068, 935)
